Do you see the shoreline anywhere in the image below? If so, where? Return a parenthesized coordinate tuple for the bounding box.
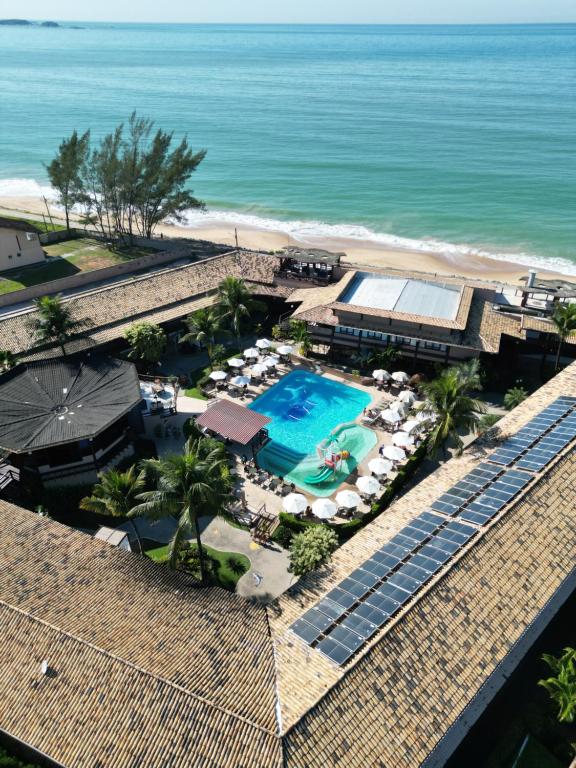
(0, 194, 572, 285)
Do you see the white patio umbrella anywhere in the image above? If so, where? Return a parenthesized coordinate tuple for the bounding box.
(251, 363, 268, 376)
(402, 419, 422, 434)
(368, 457, 393, 476)
(380, 408, 401, 425)
(398, 390, 416, 405)
(392, 371, 409, 384)
(311, 498, 338, 520)
(230, 375, 251, 387)
(256, 338, 272, 350)
(383, 445, 406, 462)
(393, 431, 414, 448)
(390, 400, 408, 417)
(336, 490, 361, 509)
(356, 476, 381, 495)
(372, 369, 391, 381)
(276, 344, 293, 356)
(227, 358, 244, 368)
(243, 347, 259, 359)
(209, 370, 227, 381)
(261, 355, 280, 367)
(282, 493, 308, 514)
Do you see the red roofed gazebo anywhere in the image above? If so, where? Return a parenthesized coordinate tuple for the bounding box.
(196, 399, 271, 447)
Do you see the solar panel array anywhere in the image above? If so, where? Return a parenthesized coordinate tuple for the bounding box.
(291, 512, 478, 665)
(290, 397, 576, 666)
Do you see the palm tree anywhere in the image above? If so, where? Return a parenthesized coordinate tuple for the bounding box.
(289, 319, 312, 356)
(130, 436, 233, 581)
(216, 276, 266, 344)
(551, 303, 576, 370)
(421, 361, 487, 457)
(179, 308, 227, 363)
(28, 294, 90, 356)
(539, 647, 576, 724)
(80, 466, 145, 554)
(0, 350, 15, 373)
(503, 385, 528, 410)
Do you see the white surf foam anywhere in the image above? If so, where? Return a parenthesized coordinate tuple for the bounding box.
(1, 177, 574, 276)
(0, 177, 55, 198)
(179, 208, 576, 277)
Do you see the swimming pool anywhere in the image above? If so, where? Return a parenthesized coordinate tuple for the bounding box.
(249, 370, 376, 497)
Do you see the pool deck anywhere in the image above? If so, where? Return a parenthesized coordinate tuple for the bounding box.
(141, 358, 421, 524)
(219, 362, 417, 522)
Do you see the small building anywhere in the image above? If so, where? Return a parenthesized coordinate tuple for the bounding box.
(196, 398, 271, 459)
(0, 216, 46, 271)
(0, 354, 142, 488)
(94, 526, 132, 551)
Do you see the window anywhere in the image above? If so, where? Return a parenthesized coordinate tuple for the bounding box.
(423, 341, 447, 352)
(26, 232, 37, 241)
(17, 252, 21, 258)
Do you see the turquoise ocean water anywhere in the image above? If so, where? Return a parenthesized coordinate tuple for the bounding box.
(0, 23, 574, 271)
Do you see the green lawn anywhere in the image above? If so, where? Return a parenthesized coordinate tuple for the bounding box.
(145, 541, 250, 590)
(0, 238, 156, 294)
(0, 213, 65, 233)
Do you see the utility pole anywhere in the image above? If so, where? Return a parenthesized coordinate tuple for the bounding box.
(42, 196, 55, 231)
(234, 227, 239, 249)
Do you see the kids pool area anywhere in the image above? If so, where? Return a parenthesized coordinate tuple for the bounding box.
(249, 370, 377, 497)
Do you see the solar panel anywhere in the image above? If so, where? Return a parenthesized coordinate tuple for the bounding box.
(327, 625, 365, 653)
(354, 601, 392, 627)
(364, 591, 402, 615)
(387, 572, 422, 594)
(348, 567, 382, 589)
(289, 397, 576, 666)
(338, 576, 372, 600)
(431, 491, 467, 515)
(315, 598, 348, 621)
(316, 636, 355, 665)
(324, 587, 358, 610)
(291, 618, 325, 644)
(339, 612, 379, 640)
(410, 553, 443, 574)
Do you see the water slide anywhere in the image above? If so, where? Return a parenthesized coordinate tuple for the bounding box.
(304, 465, 335, 484)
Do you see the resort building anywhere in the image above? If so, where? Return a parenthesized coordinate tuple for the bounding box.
(0, 217, 46, 270)
(0, 243, 573, 374)
(0, 354, 142, 488)
(0, 362, 574, 767)
(288, 267, 576, 365)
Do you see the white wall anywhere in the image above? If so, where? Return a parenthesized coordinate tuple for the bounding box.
(0, 227, 46, 270)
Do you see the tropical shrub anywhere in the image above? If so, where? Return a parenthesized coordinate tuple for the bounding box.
(503, 385, 528, 410)
(288, 525, 339, 576)
(539, 647, 576, 724)
(124, 321, 167, 367)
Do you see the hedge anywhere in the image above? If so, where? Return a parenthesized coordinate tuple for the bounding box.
(272, 441, 428, 546)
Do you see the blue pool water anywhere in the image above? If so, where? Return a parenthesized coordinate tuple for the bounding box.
(249, 371, 376, 497)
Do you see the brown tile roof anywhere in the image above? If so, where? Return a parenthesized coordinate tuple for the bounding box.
(197, 399, 271, 444)
(1, 363, 575, 767)
(0, 251, 285, 358)
(0, 505, 280, 766)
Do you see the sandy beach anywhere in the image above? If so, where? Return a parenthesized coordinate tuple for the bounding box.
(0, 195, 571, 286)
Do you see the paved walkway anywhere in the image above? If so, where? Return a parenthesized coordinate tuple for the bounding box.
(199, 516, 294, 602)
(119, 514, 293, 602)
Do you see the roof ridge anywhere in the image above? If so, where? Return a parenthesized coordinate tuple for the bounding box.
(0, 597, 279, 738)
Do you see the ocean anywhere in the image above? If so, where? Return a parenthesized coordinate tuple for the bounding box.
(0, 23, 574, 272)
